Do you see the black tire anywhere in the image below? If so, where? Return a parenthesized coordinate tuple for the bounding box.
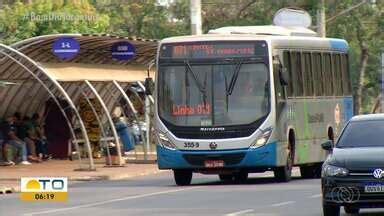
(219, 174, 234, 181)
(344, 206, 360, 214)
(234, 171, 248, 183)
(173, 170, 192, 186)
(274, 150, 293, 182)
(323, 203, 340, 216)
(300, 163, 322, 179)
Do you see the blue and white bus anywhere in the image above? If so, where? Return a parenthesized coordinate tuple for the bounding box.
(154, 25, 353, 185)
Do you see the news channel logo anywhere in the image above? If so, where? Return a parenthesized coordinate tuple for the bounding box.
(20, 177, 68, 201)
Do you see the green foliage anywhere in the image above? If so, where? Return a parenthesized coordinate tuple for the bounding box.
(91, 0, 187, 38)
(0, 0, 109, 44)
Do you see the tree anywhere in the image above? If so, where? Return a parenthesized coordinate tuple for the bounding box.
(326, 0, 384, 114)
(91, 0, 188, 39)
(0, 0, 109, 44)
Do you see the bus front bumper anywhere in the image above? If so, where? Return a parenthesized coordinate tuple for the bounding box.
(156, 142, 277, 170)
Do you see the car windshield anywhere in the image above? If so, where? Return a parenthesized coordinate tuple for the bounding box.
(158, 62, 270, 127)
(337, 120, 384, 148)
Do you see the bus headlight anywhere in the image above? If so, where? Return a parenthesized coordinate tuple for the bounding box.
(322, 165, 349, 177)
(250, 127, 273, 148)
(156, 132, 177, 150)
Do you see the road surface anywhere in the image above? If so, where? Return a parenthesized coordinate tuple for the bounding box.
(1, 169, 383, 216)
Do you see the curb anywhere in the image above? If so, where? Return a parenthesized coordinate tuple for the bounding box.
(69, 169, 166, 181)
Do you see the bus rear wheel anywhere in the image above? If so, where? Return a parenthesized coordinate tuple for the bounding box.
(173, 170, 192, 186)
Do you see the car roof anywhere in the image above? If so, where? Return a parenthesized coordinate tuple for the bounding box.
(350, 114, 384, 122)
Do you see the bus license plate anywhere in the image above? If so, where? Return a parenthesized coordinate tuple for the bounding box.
(365, 184, 384, 193)
(204, 160, 224, 168)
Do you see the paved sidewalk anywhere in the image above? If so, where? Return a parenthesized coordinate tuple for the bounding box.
(0, 159, 162, 193)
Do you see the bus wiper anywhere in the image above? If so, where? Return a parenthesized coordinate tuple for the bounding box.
(185, 67, 190, 118)
(224, 74, 229, 111)
(227, 61, 243, 96)
(185, 60, 207, 104)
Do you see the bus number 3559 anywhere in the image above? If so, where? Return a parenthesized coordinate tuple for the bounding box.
(184, 142, 199, 148)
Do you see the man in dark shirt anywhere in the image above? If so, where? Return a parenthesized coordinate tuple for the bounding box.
(1, 116, 31, 165)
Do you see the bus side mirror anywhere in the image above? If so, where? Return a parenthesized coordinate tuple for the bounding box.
(279, 66, 288, 86)
(144, 77, 154, 95)
(321, 140, 333, 151)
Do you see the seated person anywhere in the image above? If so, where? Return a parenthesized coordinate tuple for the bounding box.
(16, 116, 40, 162)
(30, 113, 50, 160)
(1, 116, 34, 165)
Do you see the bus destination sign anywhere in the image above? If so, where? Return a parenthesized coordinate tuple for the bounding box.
(160, 42, 267, 59)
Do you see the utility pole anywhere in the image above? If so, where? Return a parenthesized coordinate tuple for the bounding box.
(190, 0, 202, 35)
(316, 0, 326, 37)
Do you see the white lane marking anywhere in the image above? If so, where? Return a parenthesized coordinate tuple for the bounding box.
(24, 186, 205, 216)
(308, 193, 322, 199)
(225, 209, 255, 216)
(270, 201, 296, 207)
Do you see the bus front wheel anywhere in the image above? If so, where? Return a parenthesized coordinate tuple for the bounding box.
(274, 149, 293, 182)
(173, 170, 192, 186)
(234, 171, 248, 183)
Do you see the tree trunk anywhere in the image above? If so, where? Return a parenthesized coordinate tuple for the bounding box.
(355, 44, 369, 114)
(370, 93, 381, 114)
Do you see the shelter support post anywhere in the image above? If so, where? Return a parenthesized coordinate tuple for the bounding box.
(112, 80, 148, 161)
(137, 81, 154, 160)
(77, 85, 112, 166)
(144, 96, 150, 160)
(84, 80, 124, 166)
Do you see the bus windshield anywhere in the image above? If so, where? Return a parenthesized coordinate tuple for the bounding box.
(158, 62, 270, 127)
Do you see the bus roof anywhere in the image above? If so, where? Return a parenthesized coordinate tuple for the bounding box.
(160, 34, 349, 53)
(161, 25, 348, 52)
(208, 25, 317, 37)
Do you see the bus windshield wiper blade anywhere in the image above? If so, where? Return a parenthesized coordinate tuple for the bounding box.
(227, 62, 242, 96)
(185, 61, 207, 103)
(185, 61, 205, 93)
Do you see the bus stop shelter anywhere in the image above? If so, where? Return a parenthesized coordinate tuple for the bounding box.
(0, 34, 157, 170)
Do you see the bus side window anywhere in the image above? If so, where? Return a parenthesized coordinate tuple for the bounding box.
(341, 54, 352, 95)
(302, 52, 313, 97)
(333, 53, 343, 96)
(283, 51, 294, 98)
(291, 51, 304, 97)
(312, 52, 323, 96)
(323, 53, 333, 96)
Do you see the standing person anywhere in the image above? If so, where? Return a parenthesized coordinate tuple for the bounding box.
(1, 116, 31, 165)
